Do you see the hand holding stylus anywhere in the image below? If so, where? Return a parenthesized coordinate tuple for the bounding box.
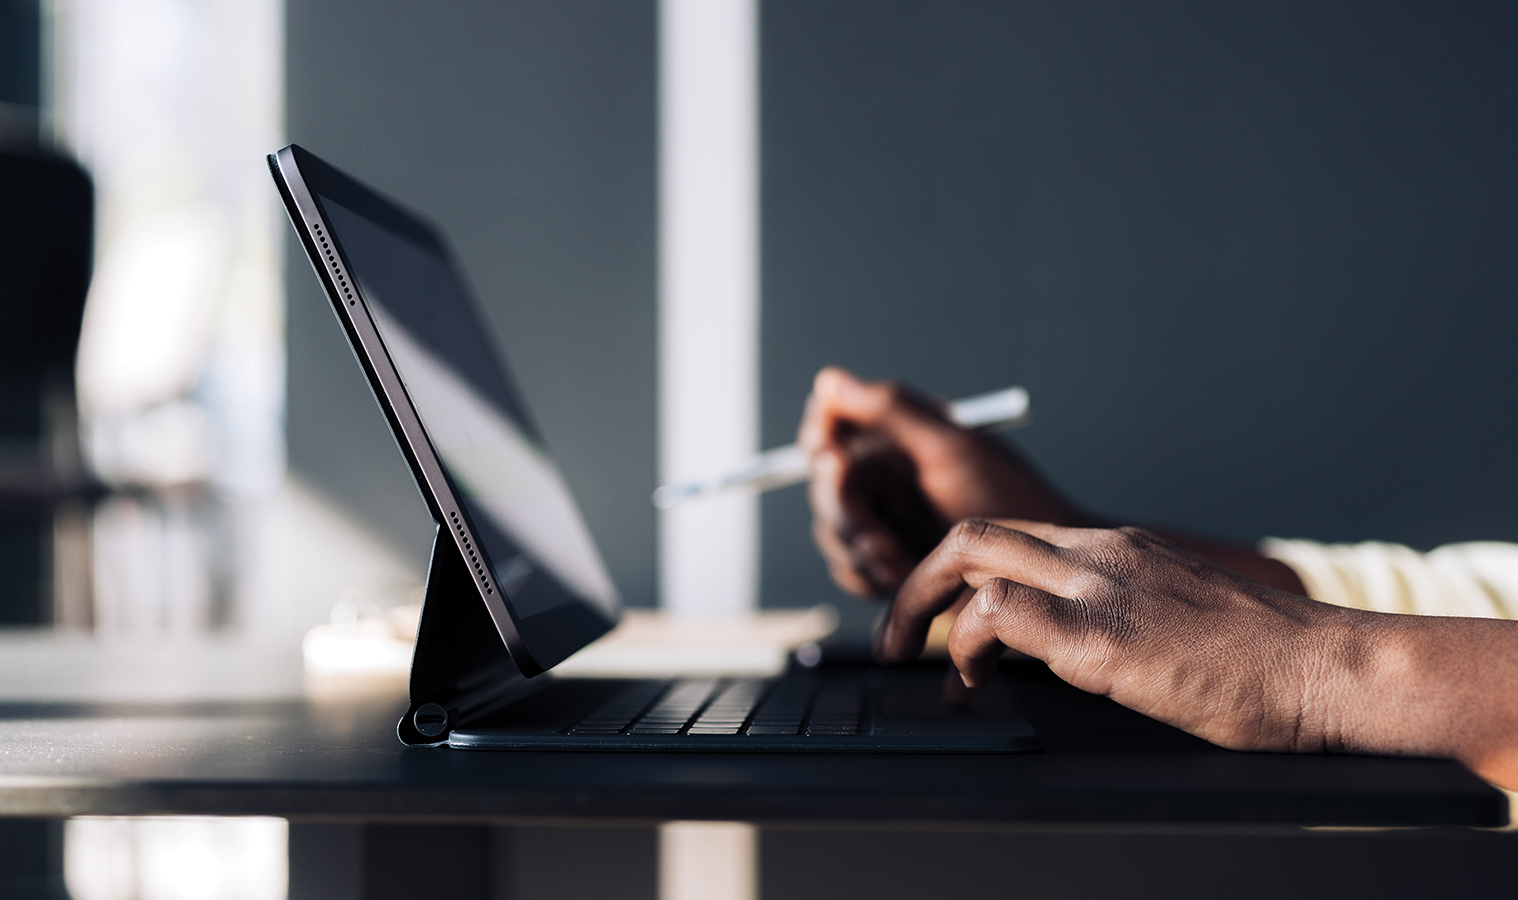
(653, 382, 1031, 510)
(797, 367, 1084, 598)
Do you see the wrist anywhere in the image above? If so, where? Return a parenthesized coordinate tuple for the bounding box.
(1287, 606, 1387, 754)
(1310, 611, 1518, 784)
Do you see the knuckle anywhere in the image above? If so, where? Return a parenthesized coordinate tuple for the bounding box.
(1081, 529, 1145, 581)
(969, 578, 1016, 618)
(945, 518, 995, 554)
(1116, 525, 1162, 548)
(1092, 527, 1136, 554)
(875, 380, 907, 407)
(949, 581, 1018, 658)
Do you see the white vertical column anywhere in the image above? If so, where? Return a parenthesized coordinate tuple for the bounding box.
(659, 821, 758, 900)
(658, 0, 760, 620)
(658, 8, 762, 890)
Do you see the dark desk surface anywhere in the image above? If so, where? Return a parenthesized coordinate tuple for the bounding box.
(0, 661, 1505, 828)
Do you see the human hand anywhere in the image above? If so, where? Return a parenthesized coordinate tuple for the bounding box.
(876, 519, 1388, 755)
(798, 367, 1080, 598)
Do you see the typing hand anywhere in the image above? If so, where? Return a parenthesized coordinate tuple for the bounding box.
(798, 367, 1079, 598)
(875, 518, 1354, 751)
(873, 515, 1518, 790)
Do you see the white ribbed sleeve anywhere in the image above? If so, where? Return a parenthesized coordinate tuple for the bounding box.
(1260, 538, 1518, 620)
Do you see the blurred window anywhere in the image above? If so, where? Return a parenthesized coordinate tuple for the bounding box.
(45, 0, 285, 635)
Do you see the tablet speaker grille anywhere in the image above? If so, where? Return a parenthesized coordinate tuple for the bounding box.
(449, 510, 493, 594)
(312, 222, 356, 306)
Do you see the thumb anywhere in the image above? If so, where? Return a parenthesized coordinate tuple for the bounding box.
(946, 578, 1074, 687)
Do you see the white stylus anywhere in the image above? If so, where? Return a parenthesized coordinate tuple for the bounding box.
(652, 385, 1030, 509)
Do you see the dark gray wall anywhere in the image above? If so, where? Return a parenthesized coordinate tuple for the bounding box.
(285, 0, 659, 604)
(286, 1, 1518, 618)
(0, 0, 39, 109)
(760, 2, 1518, 612)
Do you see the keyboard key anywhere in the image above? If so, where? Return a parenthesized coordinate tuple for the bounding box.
(687, 680, 767, 732)
(745, 725, 799, 735)
(618, 679, 718, 734)
(747, 679, 813, 735)
(571, 675, 867, 740)
(803, 682, 861, 736)
(569, 681, 670, 734)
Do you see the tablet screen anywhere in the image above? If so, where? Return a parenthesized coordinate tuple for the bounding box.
(318, 195, 619, 631)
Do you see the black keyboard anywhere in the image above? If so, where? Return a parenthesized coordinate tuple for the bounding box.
(568, 677, 861, 737)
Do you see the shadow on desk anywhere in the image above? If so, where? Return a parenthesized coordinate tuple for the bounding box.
(283, 818, 1518, 900)
(757, 824, 1518, 900)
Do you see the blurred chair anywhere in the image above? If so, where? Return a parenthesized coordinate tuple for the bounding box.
(0, 149, 93, 625)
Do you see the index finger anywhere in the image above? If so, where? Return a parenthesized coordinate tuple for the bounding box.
(876, 519, 1080, 663)
(809, 367, 959, 461)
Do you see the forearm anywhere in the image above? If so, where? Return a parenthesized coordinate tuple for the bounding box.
(1311, 610, 1518, 788)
